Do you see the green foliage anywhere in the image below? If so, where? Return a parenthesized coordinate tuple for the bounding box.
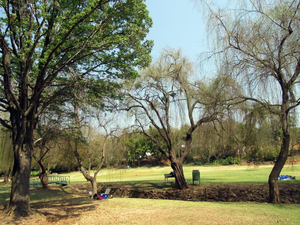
(242, 145, 280, 162)
(30, 170, 53, 176)
(124, 132, 162, 162)
(261, 146, 278, 161)
(0, 0, 154, 130)
(213, 157, 241, 165)
(30, 171, 40, 177)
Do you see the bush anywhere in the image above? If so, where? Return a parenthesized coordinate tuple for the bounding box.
(213, 157, 241, 165)
(30, 170, 39, 176)
(263, 146, 280, 161)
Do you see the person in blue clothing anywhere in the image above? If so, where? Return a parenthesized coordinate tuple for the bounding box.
(278, 175, 295, 180)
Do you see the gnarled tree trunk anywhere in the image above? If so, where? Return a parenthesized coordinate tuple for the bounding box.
(39, 162, 48, 188)
(171, 161, 188, 189)
(33, 142, 50, 188)
(268, 119, 290, 203)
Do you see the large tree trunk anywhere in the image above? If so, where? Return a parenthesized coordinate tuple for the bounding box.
(5, 143, 32, 217)
(171, 161, 188, 190)
(170, 132, 193, 190)
(268, 131, 290, 203)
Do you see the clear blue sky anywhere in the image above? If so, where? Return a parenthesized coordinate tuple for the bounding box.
(145, 0, 208, 63)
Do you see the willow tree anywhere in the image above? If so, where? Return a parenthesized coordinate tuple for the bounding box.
(199, 0, 300, 203)
(123, 48, 239, 189)
(0, 0, 152, 217)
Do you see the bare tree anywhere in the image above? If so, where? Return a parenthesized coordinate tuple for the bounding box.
(198, 0, 300, 203)
(66, 103, 120, 197)
(122, 48, 239, 189)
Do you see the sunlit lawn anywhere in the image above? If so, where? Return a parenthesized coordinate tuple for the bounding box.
(60, 164, 300, 186)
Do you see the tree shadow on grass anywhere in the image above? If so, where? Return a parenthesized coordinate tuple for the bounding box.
(0, 185, 101, 224)
(0, 184, 11, 204)
(30, 197, 97, 223)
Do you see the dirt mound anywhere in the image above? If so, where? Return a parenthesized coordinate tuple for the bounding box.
(72, 183, 300, 204)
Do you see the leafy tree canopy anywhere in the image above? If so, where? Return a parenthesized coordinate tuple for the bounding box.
(0, 0, 153, 128)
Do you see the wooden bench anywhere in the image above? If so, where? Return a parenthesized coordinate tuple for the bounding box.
(164, 173, 175, 182)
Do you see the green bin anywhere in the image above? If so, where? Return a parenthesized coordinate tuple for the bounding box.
(192, 170, 200, 185)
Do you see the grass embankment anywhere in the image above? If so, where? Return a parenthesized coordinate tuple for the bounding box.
(0, 164, 300, 224)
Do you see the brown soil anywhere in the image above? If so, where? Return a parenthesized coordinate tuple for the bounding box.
(80, 182, 300, 204)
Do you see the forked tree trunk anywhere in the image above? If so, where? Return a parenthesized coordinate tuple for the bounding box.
(268, 132, 290, 203)
(33, 148, 49, 188)
(73, 141, 105, 197)
(78, 165, 99, 197)
(39, 162, 48, 188)
(5, 143, 32, 217)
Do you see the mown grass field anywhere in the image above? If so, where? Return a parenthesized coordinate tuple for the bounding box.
(64, 164, 300, 188)
(0, 164, 300, 224)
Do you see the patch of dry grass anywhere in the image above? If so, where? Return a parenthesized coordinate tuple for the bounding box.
(67, 198, 299, 225)
(1, 187, 299, 225)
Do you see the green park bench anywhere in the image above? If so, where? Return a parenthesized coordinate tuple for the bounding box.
(30, 175, 70, 187)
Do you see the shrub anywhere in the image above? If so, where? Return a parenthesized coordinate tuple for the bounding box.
(30, 170, 39, 176)
(213, 157, 241, 165)
(263, 146, 280, 161)
(226, 156, 241, 165)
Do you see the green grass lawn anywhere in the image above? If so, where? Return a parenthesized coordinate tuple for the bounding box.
(59, 164, 300, 187)
(1, 164, 299, 185)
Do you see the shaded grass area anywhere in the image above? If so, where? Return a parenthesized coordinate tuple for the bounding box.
(0, 184, 99, 224)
